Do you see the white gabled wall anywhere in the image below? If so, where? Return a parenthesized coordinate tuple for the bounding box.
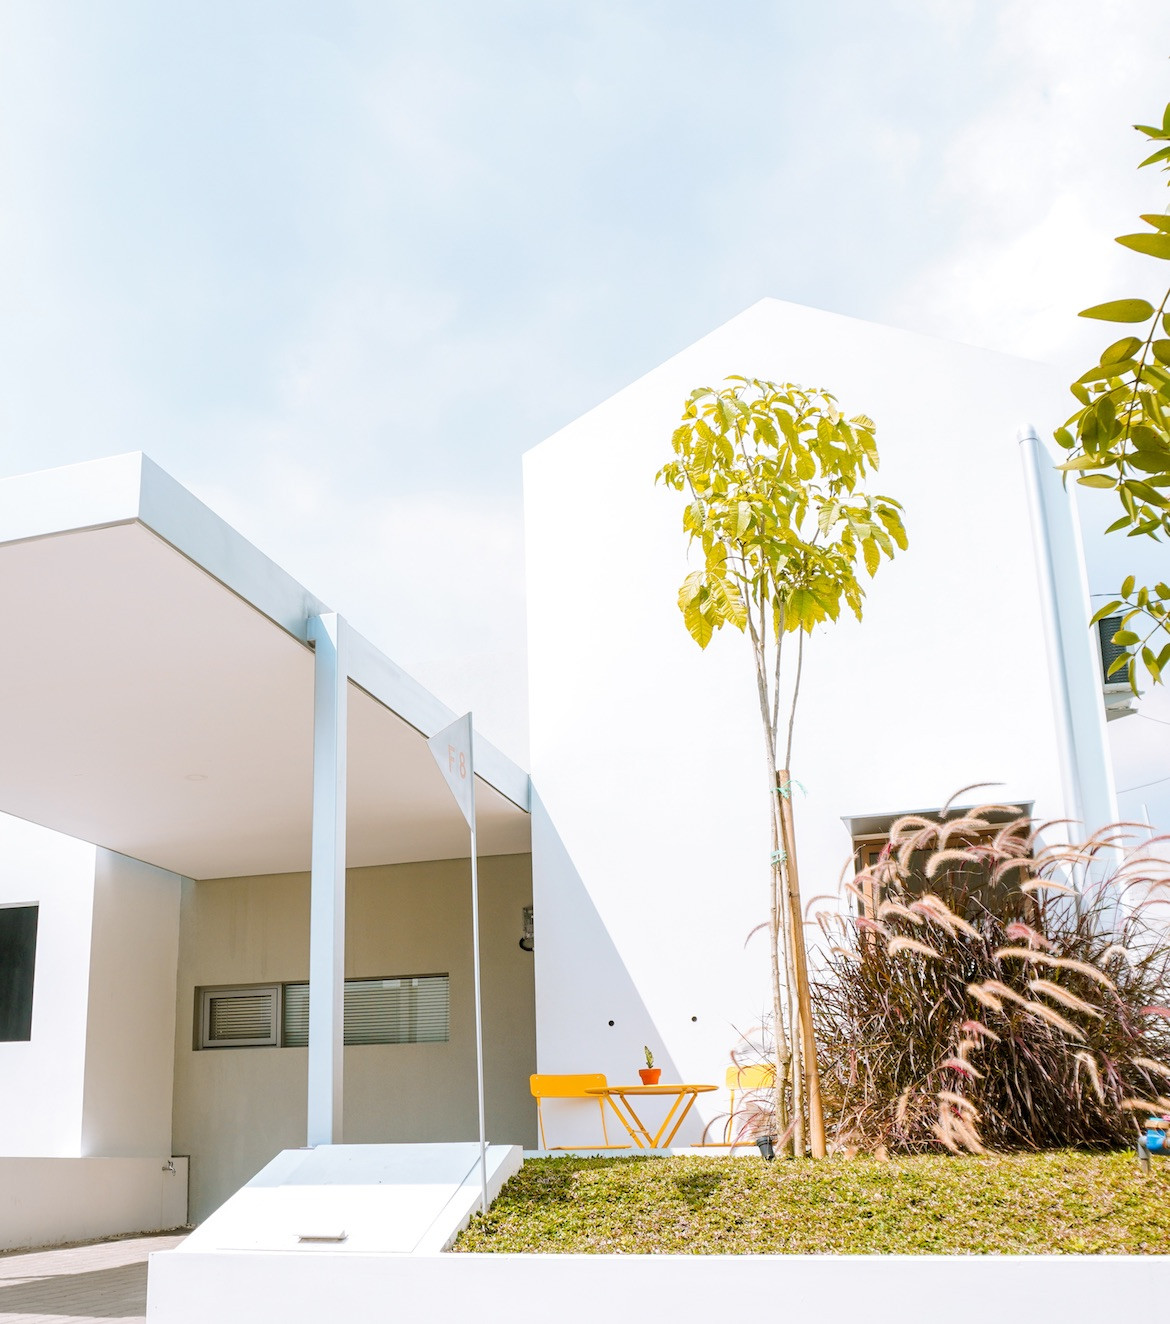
(0, 814, 96, 1155)
(524, 299, 1088, 1132)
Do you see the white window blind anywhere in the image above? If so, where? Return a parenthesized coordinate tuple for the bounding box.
(281, 975, 449, 1047)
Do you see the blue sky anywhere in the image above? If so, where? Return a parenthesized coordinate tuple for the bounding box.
(2, 1, 1170, 765)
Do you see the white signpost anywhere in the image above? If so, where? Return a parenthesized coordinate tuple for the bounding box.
(426, 713, 488, 1216)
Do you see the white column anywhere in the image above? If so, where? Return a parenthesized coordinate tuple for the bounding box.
(1019, 426, 1120, 836)
(307, 613, 347, 1146)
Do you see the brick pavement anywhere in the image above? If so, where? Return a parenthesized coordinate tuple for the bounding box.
(0, 1233, 187, 1324)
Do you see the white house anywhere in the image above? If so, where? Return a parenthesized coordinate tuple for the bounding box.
(524, 298, 1123, 1096)
(0, 300, 1157, 1311)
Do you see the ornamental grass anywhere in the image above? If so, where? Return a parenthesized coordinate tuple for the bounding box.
(811, 799, 1170, 1154)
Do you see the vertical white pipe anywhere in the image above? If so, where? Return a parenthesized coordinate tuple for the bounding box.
(468, 729, 489, 1215)
(307, 613, 347, 1146)
(1019, 427, 1084, 829)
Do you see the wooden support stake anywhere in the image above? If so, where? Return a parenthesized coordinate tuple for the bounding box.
(777, 768, 826, 1159)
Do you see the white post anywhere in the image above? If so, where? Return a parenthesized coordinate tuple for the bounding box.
(468, 750, 489, 1216)
(425, 713, 489, 1213)
(307, 613, 347, 1146)
(1018, 425, 1120, 836)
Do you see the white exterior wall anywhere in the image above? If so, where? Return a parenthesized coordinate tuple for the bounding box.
(0, 813, 97, 1155)
(0, 1155, 187, 1251)
(82, 849, 183, 1156)
(0, 814, 187, 1246)
(524, 299, 1092, 1129)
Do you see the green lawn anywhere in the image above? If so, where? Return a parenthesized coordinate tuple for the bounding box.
(451, 1152, 1170, 1254)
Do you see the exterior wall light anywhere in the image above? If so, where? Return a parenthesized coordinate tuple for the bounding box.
(519, 905, 534, 952)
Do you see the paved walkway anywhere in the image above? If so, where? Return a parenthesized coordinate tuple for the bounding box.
(0, 1234, 186, 1324)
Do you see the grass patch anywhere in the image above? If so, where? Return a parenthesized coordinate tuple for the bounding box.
(452, 1152, 1170, 1254)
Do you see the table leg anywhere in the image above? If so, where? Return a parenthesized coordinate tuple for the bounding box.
(643, 1085, 688, 1149)
(659, 1091, 701, 1148)
(606, 1093, 650, 1148)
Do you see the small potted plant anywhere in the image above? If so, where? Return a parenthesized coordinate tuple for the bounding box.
(639, 1045, 661, 1086)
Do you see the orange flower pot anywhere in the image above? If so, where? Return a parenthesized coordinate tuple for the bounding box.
(638, 1068, 661, 1085)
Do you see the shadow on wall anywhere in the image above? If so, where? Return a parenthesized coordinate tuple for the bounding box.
(531, 793, 711, 1145)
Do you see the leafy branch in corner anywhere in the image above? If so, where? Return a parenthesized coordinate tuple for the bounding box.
(1058, 99, 1170, 691)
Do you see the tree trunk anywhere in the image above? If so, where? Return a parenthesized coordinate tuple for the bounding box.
(777, 768, 826, 1159)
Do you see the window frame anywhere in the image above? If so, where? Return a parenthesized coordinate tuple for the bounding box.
(0, 903, 38, 1043)
(198, 983, 282, 1050)
(195, 974, 451, 1049)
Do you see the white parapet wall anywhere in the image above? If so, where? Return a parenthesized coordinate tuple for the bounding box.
(147, 1246, 1168, 1324)
(0, 1156, 188, 1251)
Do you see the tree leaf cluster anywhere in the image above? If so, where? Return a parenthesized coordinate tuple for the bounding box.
(656, 377, 906, 651)
(1058, 101, 1170, 691)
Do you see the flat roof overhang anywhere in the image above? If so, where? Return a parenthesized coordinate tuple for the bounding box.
(0, 453, 530, 880)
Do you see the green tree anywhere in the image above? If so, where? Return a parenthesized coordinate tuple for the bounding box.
(1058, 100, 1170, 690)
(657, 377, 907, 1157)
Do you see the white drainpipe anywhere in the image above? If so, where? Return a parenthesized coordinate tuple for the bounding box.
(1018, 425, 1120, 840)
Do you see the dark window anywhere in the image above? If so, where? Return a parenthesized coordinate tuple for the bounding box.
(1098, 613, 1128, 683)
(0, 905, 38, 1041)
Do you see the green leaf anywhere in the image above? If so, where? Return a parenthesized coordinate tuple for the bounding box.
(1122, 574, 1136, 597)
(1057, 454, 1108, 471)
(876, 506, 909, 550)
(1143, 646, 1162, 683)
(1141, 214, 1170, 233)
(1102, 336, 1143, 364)
(1105, 514, 1132, 533)
(1079, 299, 1155, 323)
(682, 595, 714, 649)
(1113, 629, 1140, 646)
(1054, 426, 1075, 450)
(862, 537, 879, 577)
(1153, 340, 1170, 366)
(1126, 450, 1170, 473)
(787, 588, 819, 632)
(1121, 479, 1170, 506)
(1116, 233, 1170, 260)
(678, 570, 705, 608)
(1077, 362, 1135, 385)
(733, 501, 751, 538)
(1139, 144, 1170, 168)
(1089, 600, 1123, 625)
(1132, 423, 1170, 453)
(1108, 653, 1130, 677)
(1077, 474, 1117, 488)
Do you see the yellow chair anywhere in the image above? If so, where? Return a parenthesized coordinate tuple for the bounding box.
(530, 1073, 633, 1151)
(693, 1062, 776, 1147)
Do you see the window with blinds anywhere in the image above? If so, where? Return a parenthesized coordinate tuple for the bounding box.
(282, 976, 449, 1047)
(196, 976, 449, 1048)
(1098, 613, 1129, 684)
(199, 985, 280, 1048)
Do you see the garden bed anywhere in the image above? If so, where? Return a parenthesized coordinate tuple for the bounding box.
(452, 1152, 1170, 1254)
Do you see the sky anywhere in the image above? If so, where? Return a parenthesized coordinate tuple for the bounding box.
(2, 0, 1170, 777)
